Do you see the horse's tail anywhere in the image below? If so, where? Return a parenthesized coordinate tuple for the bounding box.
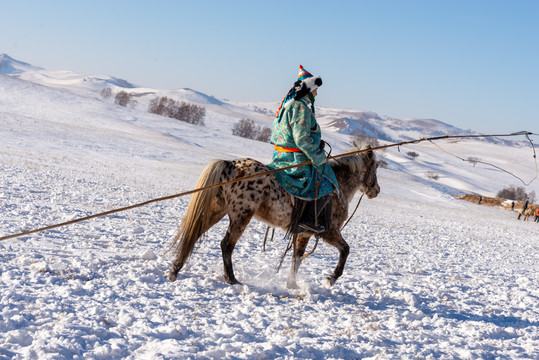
(171, 159, 228, 265)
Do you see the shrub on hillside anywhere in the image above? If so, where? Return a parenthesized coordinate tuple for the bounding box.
(148, 96, 205, 126)
(467, 156, 481, 167)
(496, 185, 535, 202)
(351, 130, 381, 150)
(426, 171, 439, 181)
(177, 102, 206, 126)
(232, 118, 271, 142)
(407, 151, 419, 160)
(115, 91, 137, 108)
(148, 96, 175, 117)
(100, 88, 112, 100)
(255, 127, 272, 142)
(377, 159, 388, 169)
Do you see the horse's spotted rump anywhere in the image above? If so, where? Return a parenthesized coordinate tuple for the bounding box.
(218, 159, 291, 227)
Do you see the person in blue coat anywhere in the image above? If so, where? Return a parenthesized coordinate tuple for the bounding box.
(522, 200, 529, 213)
(268, 65, 339, 233)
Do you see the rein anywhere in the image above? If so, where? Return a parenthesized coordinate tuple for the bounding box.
(341, 193, 364, 231)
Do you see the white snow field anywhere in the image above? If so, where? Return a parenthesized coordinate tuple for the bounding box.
(1, 56, 538, 359)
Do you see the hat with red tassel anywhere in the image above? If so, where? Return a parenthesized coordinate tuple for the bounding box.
(296, 65, 322, 94)
(275, 65, 322, 119)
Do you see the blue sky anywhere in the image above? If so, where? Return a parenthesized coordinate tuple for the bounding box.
(2, 0, 537, 134)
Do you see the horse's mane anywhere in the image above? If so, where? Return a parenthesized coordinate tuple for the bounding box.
(329, 146, 375, 174)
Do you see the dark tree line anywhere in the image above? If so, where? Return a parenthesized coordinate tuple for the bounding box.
(148, 96, 205, 126)
(497, 185, 535, 202)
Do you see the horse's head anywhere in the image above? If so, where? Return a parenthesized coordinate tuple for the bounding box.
(359, 146, 380, 199)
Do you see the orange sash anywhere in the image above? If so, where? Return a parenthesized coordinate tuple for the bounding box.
(274, 145, 301, 153)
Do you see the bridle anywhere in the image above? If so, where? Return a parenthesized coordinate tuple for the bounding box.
(359, 153, 378, 193)
(341, 153, 378, 231)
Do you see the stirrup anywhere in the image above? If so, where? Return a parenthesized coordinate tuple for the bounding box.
(298, 222, 325, 234)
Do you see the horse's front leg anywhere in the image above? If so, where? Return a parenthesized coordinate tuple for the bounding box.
(323, 230, 350, 288)
(287, 233, 310, 289)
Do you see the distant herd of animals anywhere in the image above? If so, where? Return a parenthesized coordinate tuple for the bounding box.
(517, 205, 539, 222)
(455, 194, 539, 223)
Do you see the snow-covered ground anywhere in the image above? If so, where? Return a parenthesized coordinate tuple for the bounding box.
(1, 58, 538, 359)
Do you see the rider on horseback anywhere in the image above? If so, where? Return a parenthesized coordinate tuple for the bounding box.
(268, 65, 340, 233)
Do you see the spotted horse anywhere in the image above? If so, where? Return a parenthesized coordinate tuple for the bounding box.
(167, 146, 380, 288)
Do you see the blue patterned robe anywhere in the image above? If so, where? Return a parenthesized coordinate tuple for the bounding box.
(267, 97, 339, 200)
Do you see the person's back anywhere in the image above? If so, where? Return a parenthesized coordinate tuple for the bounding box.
(268, 65, 339, 233)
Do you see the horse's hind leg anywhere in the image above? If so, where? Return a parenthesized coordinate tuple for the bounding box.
(287, 233, 311, 289)
(322, 230, 350, 288)
(221, 213, 254, 285)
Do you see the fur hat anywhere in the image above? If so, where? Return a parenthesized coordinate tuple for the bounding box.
(275, 65, 323, 119)
(294, 65, 322, 99)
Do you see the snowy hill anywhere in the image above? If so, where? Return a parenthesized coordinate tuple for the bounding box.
(223, 101, 479, 144)
(0, 53, 511, 144)
(1, 53, 135, 98)
(319, 110, 470, 142)
(0, 53, 44, 74)
(0, 55, 538, 359)
(2, 54, 536, 197)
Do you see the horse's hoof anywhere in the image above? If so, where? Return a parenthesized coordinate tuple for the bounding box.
(324, 276, 335, 288)
(287, 279, 299, 290)
(224, 277, 241, 285)
(167, 271, 177, 282)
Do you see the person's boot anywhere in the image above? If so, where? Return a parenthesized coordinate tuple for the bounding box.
(298, 196, 331, 233)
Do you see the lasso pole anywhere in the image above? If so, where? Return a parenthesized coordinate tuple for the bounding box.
(0, 131, 534, 242)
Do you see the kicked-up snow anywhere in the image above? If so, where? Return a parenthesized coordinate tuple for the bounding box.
(1, 63, 538, 359)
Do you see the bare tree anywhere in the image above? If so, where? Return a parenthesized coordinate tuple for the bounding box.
(497, 185, 536, 202)
(407, 151, 419, 160)
(175, 102, 205, 126)
(467, 156, 481, 167)
(256, 127, 271, 142)
(426, 172, 439, 181)
(232, 118, 271, 143)
(100, 88, 112, 100)
(148, 96, 205, 126)
(377, 159, 388, 169)
(114, 91, 136, 108)
(148, 96, 171, 116)
(232, 118, 257, 138)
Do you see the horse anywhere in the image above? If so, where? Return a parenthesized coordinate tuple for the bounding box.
(167, 147, 380, 288)
(518, 206, 535, 221)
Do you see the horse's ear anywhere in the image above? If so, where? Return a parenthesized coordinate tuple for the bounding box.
(365, 145, 374, 159)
